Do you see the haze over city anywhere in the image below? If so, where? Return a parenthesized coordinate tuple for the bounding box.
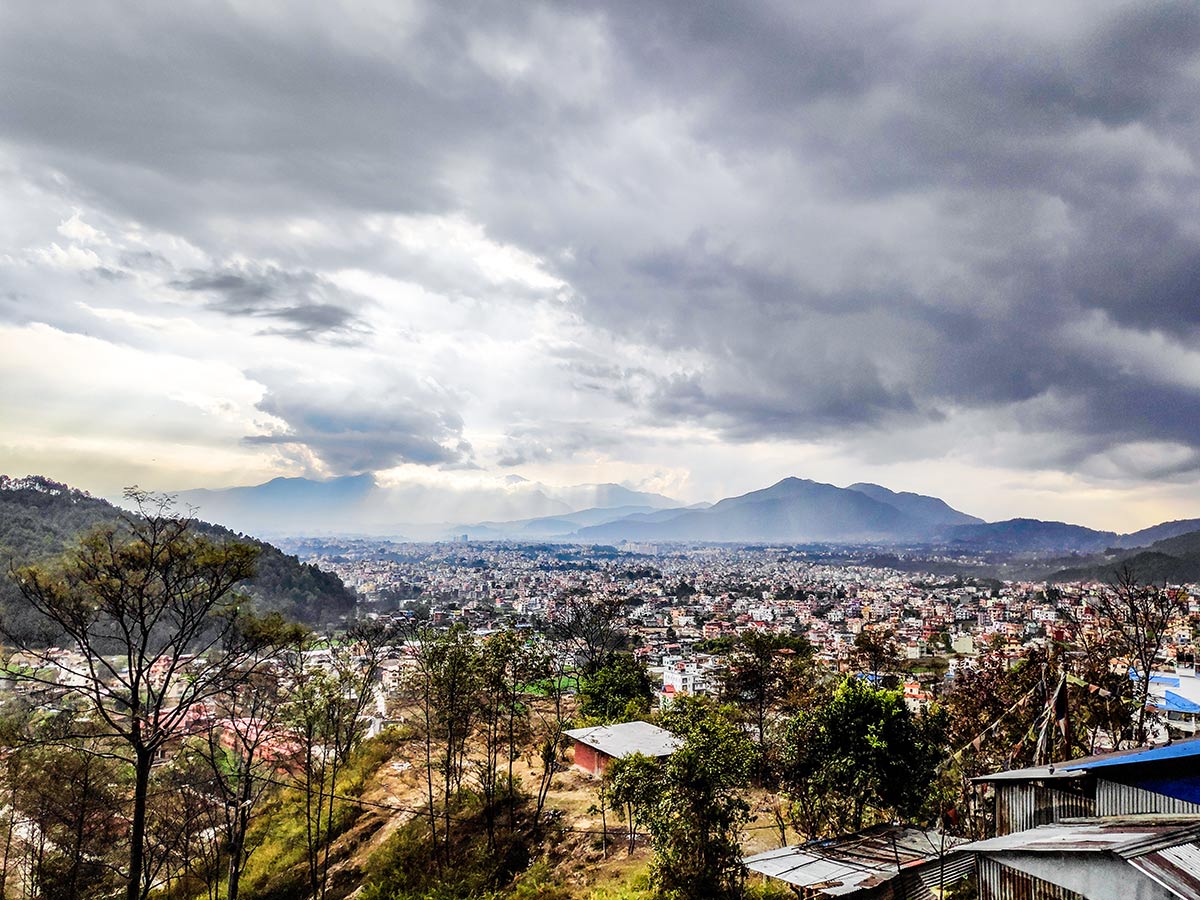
(4, 1, 1200, 531)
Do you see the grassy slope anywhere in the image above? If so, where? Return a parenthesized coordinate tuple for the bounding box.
(241, 720, 793, 900)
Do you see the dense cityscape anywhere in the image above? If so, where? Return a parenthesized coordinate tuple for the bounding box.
(297, 537, 1200, 716)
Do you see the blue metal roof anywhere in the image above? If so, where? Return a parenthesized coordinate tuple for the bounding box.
(1123, 672, 1180, 691)
(1162, 691, 1200, 714)
(1065, 739, 1200, 770)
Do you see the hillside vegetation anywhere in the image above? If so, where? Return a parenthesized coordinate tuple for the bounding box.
(0, 475, 356, 626)
(1049, 526, 1200, 584)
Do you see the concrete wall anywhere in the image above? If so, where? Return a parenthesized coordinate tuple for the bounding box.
(572, 742, 610, 777)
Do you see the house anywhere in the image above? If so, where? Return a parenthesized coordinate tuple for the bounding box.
(974, 738, 1200, 837)
(1144, 667, 1200, 736)
(963, 817, 1200, 900)
(659, 658, 717, 705)
(743, 824, 973, 899)
(966, 739, 1200, 899)
(563, 721, 681, 778)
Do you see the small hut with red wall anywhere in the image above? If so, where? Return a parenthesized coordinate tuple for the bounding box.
(564, 721, 681, 778)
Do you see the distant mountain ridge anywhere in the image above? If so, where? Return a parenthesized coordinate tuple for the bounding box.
(561, 477, 1200, 554)
(1113, 518, 1200, 549)
(1, 474, 356, 625)
(573, 477, 977, 544)
(847, 483, 983, 527)
(940, 518, 1118, 553)
(176, 475, 681, 537)
(61, 470, 1200, 556)
(1049, 528, 1200, 584)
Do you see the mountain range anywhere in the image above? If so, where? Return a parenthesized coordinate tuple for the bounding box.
(573, 478, 979, 543)
(1048, 528, 1200, 584)
(8, 471, 1200, 602)
(175, 475, 680, 538)
(155, 472, 1200, 556)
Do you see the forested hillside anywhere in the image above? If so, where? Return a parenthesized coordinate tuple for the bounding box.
(0, 475, 356, 625)
(1048, 526, 1200, 584)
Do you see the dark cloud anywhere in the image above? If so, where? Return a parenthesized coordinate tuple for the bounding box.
(88, 267, 128, 282)
(171, 265, 369, 342)
(4, 0, 1200, 483)
(246, 381, 472, 475)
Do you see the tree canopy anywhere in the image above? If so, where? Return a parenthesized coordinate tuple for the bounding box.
(4, 492, 276, 900)
(608, 697, 755, 900)
(780, 676, 946, 837)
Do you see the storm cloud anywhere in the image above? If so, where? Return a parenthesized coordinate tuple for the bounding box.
(246, 375, 473, 475)
(172, 264, 369, 342)
(3, 0, 1200, 522)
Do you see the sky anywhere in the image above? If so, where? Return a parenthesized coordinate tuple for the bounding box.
(3, 0, 1200, 531)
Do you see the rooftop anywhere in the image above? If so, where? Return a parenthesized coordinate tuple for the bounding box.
(962, 817, 1200, 854)
(743, 825, 967, 896)
(563, 721, 682, 759)
(973, 736, 1200, 782)
(961, 816, 1200, 898)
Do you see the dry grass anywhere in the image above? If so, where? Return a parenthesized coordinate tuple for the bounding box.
(317, 717, 794, 900)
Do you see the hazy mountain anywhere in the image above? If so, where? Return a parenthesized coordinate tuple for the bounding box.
(566, 477, 1194, 552)
(456, 505, 665, 540)
(125, 470, 1200, 554)
(940, 518, 1117, 553)
(178, 474, 571, 536)
(1048, 527, 1200, 584)
(0, 475, 356, 625)
(847, 483, 982, 527)
(1112, 518, 1200, 549)
(548, 483, 678, 511)
(175, 475, 681, 537)
(178, 474, 380, 534)
(574, 477, 932, 543)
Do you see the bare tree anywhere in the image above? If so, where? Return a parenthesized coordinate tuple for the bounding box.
(719, 631, 816, 781)
(527, 642, 571, 833)
(474, 629, 532, 849)
(199, 663, 295, 900)
(403, 624, 479, 871)
(852, 628, 901, 683)
(546, 589, 628, 679)
(1092, 566, 1190, 745)
(283, 620, 392, 900)
(3, 491, 265, 900)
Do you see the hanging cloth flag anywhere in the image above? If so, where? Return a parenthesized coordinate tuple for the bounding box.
(1052, 674, 1070, 744)
(1066, 672, 1114, 698)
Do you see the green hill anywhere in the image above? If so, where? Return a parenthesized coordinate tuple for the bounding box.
(0, 475, 356, 627)
(1047, 527, 1200, 585)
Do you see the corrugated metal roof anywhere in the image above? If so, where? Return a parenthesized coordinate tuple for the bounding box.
(563, 721, 681, 759)
(742, 826, 968, 895)
(975, 765, 1087, 783)
(1128, 842, 1200, 900)
(961, 818, 1200, 856)
(974, 737, 1200, 782)
(743, 844, 892, 896)
(1066, 739, 1200, 771)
